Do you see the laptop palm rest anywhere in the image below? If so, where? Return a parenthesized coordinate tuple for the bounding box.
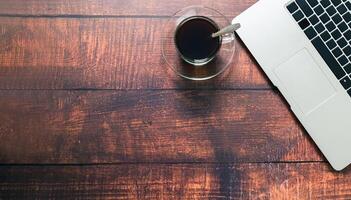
(273, 49, 337, 114)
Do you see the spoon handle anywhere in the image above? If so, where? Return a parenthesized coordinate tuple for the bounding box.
(211, 23, 241, 38)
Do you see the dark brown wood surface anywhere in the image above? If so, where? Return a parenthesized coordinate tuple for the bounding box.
(0, 17, 267, 89)
(0, 0, 350, 199)
(0, 0, 255, 17)
(1, 163, 350, 199)
(0, 90, 321, 163)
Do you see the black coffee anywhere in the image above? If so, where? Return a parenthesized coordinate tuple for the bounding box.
(175, 16, 221, 62)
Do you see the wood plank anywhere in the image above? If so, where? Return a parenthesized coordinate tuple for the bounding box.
(0, 0, 256, 17)
(0, 90, 321, 164)
(0, 163, 349, 199)
(0, 17, 269, 89)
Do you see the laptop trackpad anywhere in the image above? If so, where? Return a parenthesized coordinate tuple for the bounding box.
(274, 49, 337, 114)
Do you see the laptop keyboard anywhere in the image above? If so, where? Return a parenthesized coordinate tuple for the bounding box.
(287, 0, 351, 96)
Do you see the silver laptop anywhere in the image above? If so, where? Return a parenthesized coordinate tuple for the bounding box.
(232, 0, 351, 171)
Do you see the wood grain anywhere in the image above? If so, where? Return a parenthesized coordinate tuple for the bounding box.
(0, 0, 256, 17)
(0, 163, 349, 199)
(0, 17, 269, 89)
(1, 0, 344, 198)
(0, 90, 321, 164)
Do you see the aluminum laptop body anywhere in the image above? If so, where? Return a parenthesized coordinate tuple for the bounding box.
(233, 0, 351, 170)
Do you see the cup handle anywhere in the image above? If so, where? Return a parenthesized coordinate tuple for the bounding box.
(221, 33, 235, 44)
(213, 23, 240, 44)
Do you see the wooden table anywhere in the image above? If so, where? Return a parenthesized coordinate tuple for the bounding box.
(0, 0, 350, 199)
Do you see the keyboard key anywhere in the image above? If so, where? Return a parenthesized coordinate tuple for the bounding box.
(338, 22, 348, 32)
(327, 39, 337, 49)
(309, 14, 319, 25)
(338, 55, 349, 66)
(326, 6, 337, 16)
(331, 0, 342, 6)
(307, 0, 318, 7)
(314, 5, 324, 15)
(345, 30, 351, 40)
(340, 76, 351, 89)
(332, 14, 342, 24)
(304, 26, 317, 39)
(344, 63, 351, 74)
(293, 10, 304, 21)
(315, 23, 326, 33)
(348, 89, 351, 97)
(325, 21, 336, 32)
(287, 2, 299, 13)
(337, 38, 348, 48)
(343, 46, 351, 56)
(312, 37, 346, 79)
(320, 13, 330, 23)
(331, 29, 342, 40)
(298, 18, 311, 29)
(321, 31, 331, 41)
(343, 12, 351, 22)
(321, 0, 331, 8)
(296, 0, 314, 16)
(346, 2, 351, 10)
(337, 4, 347, 14)
(332, 47, 343, 57)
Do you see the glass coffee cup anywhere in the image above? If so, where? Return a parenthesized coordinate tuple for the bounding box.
(162, 6, 237, 80)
